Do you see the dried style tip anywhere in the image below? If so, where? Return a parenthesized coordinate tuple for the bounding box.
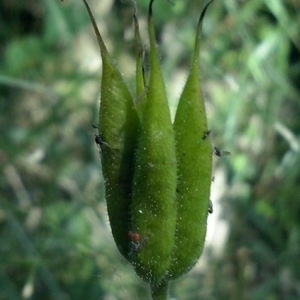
(81, 0, 109, 58)
(149, 0, 155, 18)
(194, 0, 214, 61)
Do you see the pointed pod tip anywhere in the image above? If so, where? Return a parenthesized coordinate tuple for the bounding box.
(134, 6, 146, 100)
(149, 0, 155, 19)
(133, 12, 138, 22)
(133, 10, 144, 62)
(81, 0, 108, 57)
(133, 12, 140, 38)
(133, 12, 139, 35)
(147, 0, 158, 58)
(197, 0, 214, 29)
(193, 0, 214, 60)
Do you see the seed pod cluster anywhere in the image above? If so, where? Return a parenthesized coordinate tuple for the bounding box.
(81, 0, 214, 287)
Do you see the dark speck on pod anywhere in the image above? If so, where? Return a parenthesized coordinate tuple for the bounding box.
(208, 199, 213, 214)
(202, 130, 211, 140)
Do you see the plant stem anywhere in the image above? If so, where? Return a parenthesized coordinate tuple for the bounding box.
(151, 281, 169, 300)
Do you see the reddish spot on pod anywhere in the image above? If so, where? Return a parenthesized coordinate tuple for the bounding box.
(128, 231, 141, 242)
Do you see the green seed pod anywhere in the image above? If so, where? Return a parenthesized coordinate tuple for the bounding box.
(82, 0, 139, 259)
(167, 1, 213, 280)
(129, 0, 177, 285)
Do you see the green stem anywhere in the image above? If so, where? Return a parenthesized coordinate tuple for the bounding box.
(151, 281, 169, 300)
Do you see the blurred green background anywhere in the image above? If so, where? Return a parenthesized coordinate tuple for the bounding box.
(1, 0, 300, 299)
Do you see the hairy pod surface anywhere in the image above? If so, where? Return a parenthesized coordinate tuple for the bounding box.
(82, 0, 215, 290)
(168, 1, 213, 279)
(129, 0, 177, 285)
(82, 0, 139, 259)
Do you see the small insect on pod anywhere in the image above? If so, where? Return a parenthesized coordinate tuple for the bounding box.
(92, 125, 110, 149)
(213, 146, 231, 157)
(94, 135, 102, 146)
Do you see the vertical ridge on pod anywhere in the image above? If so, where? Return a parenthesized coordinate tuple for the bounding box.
(129, 0, 177, 285)
(133, 12, 146, 120)
(168, 0, 214, 279)
(81, 0, 139, 260)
